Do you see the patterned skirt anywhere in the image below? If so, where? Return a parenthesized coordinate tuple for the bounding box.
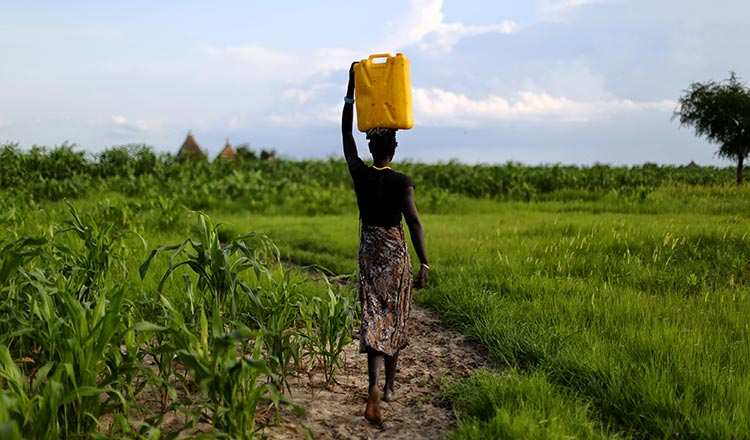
(358, 223, 413, 356)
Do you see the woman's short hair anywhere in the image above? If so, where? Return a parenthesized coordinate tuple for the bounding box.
(366, 128, 397, 160)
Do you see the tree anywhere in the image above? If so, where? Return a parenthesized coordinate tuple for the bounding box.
(673, 72, 750, 184)
(235, 143, 258, 161)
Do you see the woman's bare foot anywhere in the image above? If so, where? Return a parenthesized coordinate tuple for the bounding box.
(381, 388, 403, 402)
(364, 388, 383, 424)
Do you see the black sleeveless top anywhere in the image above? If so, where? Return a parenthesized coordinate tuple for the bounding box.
(348, 156, 414, 227)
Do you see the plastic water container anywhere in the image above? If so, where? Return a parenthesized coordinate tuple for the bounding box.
(354, 53, 413, 132)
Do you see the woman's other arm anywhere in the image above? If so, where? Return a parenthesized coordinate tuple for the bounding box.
(402, 186, 429, 288)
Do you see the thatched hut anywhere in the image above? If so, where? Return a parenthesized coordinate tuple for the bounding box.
(177, 131, 207, 160)
(216, 138, 237, 162)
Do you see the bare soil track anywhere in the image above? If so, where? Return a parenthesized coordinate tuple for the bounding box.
(268, 306, 492, 440)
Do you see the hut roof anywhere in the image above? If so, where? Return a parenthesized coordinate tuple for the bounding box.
(178, 131, 206, 159)
(217, 138, 237, 161)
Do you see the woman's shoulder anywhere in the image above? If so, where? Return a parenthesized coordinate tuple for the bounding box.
(390, 169, 414, 188)
(347, 154, 367, 175)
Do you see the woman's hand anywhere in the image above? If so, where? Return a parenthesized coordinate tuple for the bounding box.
(345, 61, 358, 96)
(349, 61, 358, 84)
(414, 264, 429, 290)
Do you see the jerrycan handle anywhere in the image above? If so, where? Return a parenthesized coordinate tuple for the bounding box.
(368, 53, 391, 63)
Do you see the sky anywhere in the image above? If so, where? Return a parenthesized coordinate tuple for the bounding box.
(2, 0, 749, 166)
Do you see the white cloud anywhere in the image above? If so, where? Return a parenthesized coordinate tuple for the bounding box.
(111, 115, 162, 133)
(536, 0, 617, 22)
(281, 82, 338, 105)
(0, 24, 119, 45)
(383, 0, 518, 54)
(202, 0, 516, 85)
(413, 87, 674, 125)
(227, 113, 249, 130)
(539, 0, 614, 14)
(282, 89, 317, 104)
(202, 44, 298, 77)
(264, 104, 340, 126)
(420, 21, 519, 55)
(202, 44, 358, 82)
(499, 61, 615, 101)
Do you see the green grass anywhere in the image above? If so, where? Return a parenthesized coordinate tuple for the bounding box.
(234, 186, 750, 439)
(3, 164, 749, 439)
(443, 369, 610, 439)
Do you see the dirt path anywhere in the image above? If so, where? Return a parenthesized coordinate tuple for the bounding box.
(267, 306, 493, 440)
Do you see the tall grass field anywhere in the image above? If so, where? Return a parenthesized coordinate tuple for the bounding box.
(1, 143, 749, 438)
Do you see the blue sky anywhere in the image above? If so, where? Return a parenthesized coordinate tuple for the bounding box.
(1, 0, 749, 166)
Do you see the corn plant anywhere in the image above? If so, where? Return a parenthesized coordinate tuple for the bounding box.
(299, 274, 355, 387)
(139, 212, 279, 322)
(140, 212, 310, 394)
(138, 212, 307, 425)
(150, 194, 186, 231)
(99, 310, 170, 437)
(0, 205, 158, 439)
(0, 371, 21, 440)
(153, 295, 294, 437)
(0, 208, 44, 280)
(0, 220, 49, 358)
(53, 201, 144, 300)
(92, 198, 143, 234)
(242, 269, 307, 393)
(0, 275, 133, 439)
(0, 346, 24, 440)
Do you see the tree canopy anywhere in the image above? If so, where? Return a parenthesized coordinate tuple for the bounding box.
(674, 72, 750, 184)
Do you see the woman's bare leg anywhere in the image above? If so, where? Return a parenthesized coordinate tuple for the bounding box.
(365, 349, 384, 423)
(382, 352, 402, 402)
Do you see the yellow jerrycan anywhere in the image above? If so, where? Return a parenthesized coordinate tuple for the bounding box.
(354, 53, 413, 132)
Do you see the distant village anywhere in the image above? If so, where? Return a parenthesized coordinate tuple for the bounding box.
(174, 130, 703, 169)
(176, 131, 275, 162)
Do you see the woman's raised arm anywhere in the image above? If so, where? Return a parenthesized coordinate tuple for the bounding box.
(342, 62, 359, 167)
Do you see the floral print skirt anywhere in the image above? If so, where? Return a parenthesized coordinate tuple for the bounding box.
(358, 223, 413, 356)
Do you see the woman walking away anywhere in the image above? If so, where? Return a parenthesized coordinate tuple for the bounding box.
(341, 62, 430, 424)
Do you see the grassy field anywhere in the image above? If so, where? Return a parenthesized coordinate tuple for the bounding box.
(243, 186, 750, 439)
(2, 145, 749, 438)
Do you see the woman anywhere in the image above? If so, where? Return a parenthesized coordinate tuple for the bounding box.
(341, 62, 430, 424)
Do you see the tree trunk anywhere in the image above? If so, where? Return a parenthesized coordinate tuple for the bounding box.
(738, 156, 744, 185)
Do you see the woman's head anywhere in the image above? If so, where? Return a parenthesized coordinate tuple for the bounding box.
(366, 128, 397, 162)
